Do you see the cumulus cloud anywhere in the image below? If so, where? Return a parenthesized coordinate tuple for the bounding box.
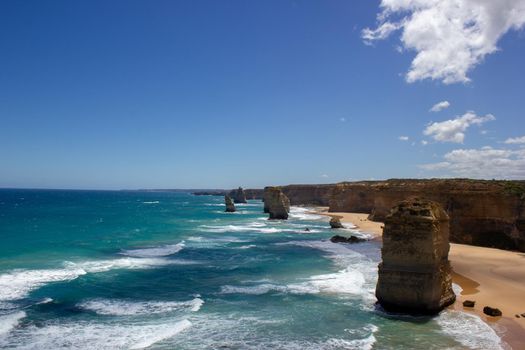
(430, 101, 451, 112)
(420, 146, 525, 179)
(320, 174, 329, 178)
(504, 135, 525, 144)
(362, 0, 525, 84)
(398, 136, 409, 141)
(423, 111, 495, 143)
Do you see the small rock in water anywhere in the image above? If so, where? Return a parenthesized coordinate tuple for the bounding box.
(463, 300, 475, 307)
(329, 217, 344, 229)
(515, 314, 520, 318)
(304, 228, 310, 232)
(521, 313, 525, 318)
(330, 235, 365, 244)
(483, 306, 502, 317)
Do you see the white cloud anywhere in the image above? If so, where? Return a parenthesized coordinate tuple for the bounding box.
(423, 111, 495, 143)
(362, 0, 525, 84)
(420, 146, 525, 179)
(340, 117, 347, 122)
(504, 135, 525, 144)
(430, 100, 450, 112)
(421, 140, 428, 145)
(398, 136, 409, 141)
(320, 174, 329, 178)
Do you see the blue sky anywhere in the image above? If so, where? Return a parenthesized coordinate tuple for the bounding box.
(1, 0, 524, 189)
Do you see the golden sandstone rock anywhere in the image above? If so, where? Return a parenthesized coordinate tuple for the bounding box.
(376, 198, 456, 314)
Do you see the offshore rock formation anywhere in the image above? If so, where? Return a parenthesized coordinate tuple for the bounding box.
(224, 195, 236, 213)
(329, 217, 344, 229)
(327, 179, 525, 252)
(231, 187, 247, 204)
(330, 235, 365, 244)
(264, 187, 290, 220)
(376, 198, 456, 314)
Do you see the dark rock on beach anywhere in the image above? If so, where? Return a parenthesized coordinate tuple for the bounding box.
(330, 235, 366, 244)
(376, 198, 456, 315)
(463, 300, 476, 307)
(483, 306, 502, 317)
(225, 195, 236, 213)
(329, 217, 344, 229)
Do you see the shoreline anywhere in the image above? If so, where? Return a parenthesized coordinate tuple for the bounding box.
(310, 207, 525, 349)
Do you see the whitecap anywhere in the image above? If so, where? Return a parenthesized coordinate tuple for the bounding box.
(0, 257, 180, 302)
(288, 207, 324, 221)
(0, 311, 25, 337)
(437, 310, 504, 350)
(120, 242, 185, 258)
(78, 297, 204, 316)
(142, 201, 160, 204)
(3, 319, 192, 349)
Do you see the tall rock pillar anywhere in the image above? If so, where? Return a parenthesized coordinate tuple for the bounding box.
(376, 198, 456, 314)
(263, 187, 291, 220)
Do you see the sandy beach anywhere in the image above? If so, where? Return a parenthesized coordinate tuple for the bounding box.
(312, 207, 525, 349)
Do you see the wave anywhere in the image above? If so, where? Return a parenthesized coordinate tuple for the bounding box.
(0, 257, 184, 302)
(142, 201, 160, 204)
(2, 319, 192, 349)
(78, 297, 204, 316)
(220, 266, 369, 297)
(0, 311, 25, 337)
(200, 222, 299, 234)
(437, 310, 504, 350)
(288, 207, 324, 221)
(120, 242, 185, 258)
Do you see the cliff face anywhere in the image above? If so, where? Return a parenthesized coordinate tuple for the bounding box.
(280, 184, 335, 206)
(376, 199, 456, 314)
(263, 187, 291, 220)
(328, 179, 525, 252)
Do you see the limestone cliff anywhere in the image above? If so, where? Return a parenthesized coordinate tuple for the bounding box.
(224, 195, 236, 213)
(376, 198, 456, 314)
(230, 187, 248, 204)
(263, 187, 290, 220)
(328, 179, 525, 251)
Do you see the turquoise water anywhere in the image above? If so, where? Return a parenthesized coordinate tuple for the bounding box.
(0, 189, 504, 349)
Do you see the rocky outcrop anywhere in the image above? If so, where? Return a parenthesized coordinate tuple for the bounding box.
(263, 187, 290, 220)
(483, 306, 502, 317)
(230, 187, 247, 204)
(330, 235, 366, 244)
(328, 179, 525, 252)
(225, 195, 236, 213)
(329, 217, 344, 229)
(376, 198, 456, 314)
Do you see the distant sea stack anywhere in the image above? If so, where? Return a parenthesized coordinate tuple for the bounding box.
(224, 195, 236, 213)
(376, 198, 456, 315)
(230, 187, 248, 204)
(264, 187, 290, 220)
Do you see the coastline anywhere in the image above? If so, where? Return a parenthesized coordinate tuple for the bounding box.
(310, 207, 525, 349)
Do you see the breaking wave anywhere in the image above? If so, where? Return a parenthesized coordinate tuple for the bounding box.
(78, 297, 204, 316)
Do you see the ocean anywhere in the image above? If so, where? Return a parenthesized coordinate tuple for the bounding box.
(0, 189, 505, 349)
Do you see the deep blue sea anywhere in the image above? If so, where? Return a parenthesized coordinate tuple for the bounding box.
(0, 190, 504, 349)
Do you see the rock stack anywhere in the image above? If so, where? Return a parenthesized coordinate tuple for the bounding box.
(230, 187, 247, 204)
(224, 195, 236, 213)
(263, 187, 290, 220)
(329, 216, 344, 229)
(376, 198, 456, 314)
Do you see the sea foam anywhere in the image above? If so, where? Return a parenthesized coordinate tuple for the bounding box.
(78, 297, 204, 316)
(0, 256, 180, 302)
(120, 242, 185, 257)
(2, 319, 192, 349)
(0, 311, 25, 337)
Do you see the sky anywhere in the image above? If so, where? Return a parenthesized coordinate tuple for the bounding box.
(1, 0, 524, 189)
